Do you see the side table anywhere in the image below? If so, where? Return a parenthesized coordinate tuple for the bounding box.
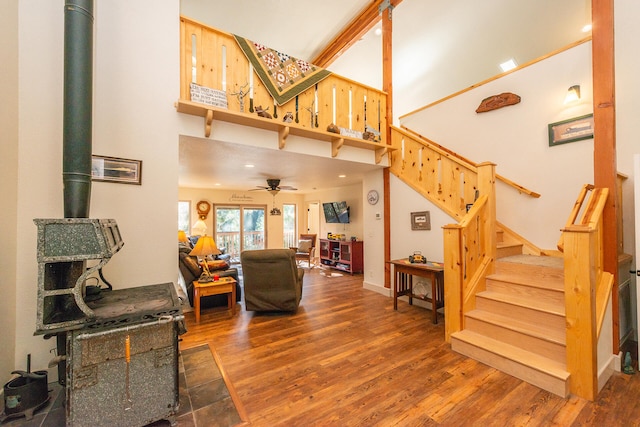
(388, 258, 445, 324)
(193, 277, 237, 322)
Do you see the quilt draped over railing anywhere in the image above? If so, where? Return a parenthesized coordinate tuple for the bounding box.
(233, 34, 332, 106)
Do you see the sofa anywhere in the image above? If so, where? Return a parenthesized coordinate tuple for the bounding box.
(240, 248, 304, 312)
(178, 243, 241, 309)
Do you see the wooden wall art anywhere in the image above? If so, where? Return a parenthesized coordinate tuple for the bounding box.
(476, 92, 521, 113)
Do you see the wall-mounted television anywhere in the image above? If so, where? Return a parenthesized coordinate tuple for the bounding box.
(322, 202, 339, 223)
(333, 201, 350, 223)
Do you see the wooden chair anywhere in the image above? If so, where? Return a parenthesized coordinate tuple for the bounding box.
(290, 233, 317, 267)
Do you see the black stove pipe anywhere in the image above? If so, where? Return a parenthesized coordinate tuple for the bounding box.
(63, 0, 93, 218)
(54, 0, 94, 386)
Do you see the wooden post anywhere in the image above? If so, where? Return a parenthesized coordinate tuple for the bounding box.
(382, 2, 393, 290)
(476, 162, 497, 271)
(443, 224, 463, 342)
(563, 225, 598, 401)
(592, 0, 619, 354)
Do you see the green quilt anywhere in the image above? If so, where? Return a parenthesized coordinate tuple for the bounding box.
(234, 34, 332, 106)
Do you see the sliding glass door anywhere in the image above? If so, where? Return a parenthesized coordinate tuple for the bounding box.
(214, 205, 265, 262)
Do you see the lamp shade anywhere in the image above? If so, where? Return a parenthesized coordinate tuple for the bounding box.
(191, 219, 207, 236)
(178, 230, 188, 243)
(189, 235, 221, 257)
(564, 85, 581, 104)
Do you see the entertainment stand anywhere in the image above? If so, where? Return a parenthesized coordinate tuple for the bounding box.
(319, 239, 363, 275)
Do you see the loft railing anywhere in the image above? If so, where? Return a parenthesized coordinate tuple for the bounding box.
(560, 185, 612, 400)
(178, 16, 389, 160)
(442, 163, 497, 340)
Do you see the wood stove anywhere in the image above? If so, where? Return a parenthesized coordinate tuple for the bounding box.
(33, 218, 184, 426)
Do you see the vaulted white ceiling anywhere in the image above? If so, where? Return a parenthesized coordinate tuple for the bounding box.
(179, 0, 591, 191)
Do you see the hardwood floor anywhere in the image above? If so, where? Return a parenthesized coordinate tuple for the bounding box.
(180, 267, 640, 426)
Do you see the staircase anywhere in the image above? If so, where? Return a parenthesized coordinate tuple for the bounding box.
(450, 254, 570, 397)
(496, 227, 523, 258)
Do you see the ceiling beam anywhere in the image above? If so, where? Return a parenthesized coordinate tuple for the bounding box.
(311, 0, 403, 68)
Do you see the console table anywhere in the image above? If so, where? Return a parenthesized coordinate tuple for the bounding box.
(388, 258, 444, 324)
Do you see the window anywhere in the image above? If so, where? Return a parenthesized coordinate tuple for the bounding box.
(214, 205, 266, 262)
(283, 204, 296, 248)
(178, 201, 190, 233)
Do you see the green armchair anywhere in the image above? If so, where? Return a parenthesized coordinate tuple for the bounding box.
(240, 249, 304, 312)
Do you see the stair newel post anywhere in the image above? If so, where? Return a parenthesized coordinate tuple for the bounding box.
(443, 224, 464, 342)
(476, 162, 497, 269)
(563, 225, 598, 400)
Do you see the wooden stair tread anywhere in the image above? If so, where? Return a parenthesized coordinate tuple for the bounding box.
(497, 241, 521, 247)
(478, 290, 565, 316)
(497, 254, 564, 270)
(488, 272, 564, 291)
(452, 329, 569, 380)
(466, 309, 566, 345)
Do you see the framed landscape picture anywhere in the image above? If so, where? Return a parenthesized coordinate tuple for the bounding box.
(91, 155, 142, 185)
(548, 114, 594, 147)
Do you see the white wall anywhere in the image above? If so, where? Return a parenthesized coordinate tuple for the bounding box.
(616, 0, 639, 306)
(401, 42, 594, 250)
(12, 0, 180, 380)
(305, 183, 364, 242)
(0, 0, 19, 382)
(362, 170, 385, 293)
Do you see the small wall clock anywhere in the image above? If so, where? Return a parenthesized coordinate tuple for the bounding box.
(367, 190, 379, 205)
(196, 200, 210, 219)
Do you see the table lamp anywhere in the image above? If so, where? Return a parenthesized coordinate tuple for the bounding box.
(189, 235, 221, 282)
(178, 230, 189, 243)
(191, 219, 207, 237)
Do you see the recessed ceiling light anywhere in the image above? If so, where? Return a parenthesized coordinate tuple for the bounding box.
(244, 164, 254, 168)
(338, 174, 346, 178)
(499, 59, 517, 72)
(582, 24, 592, 32)
(374, 28, 382, 36)
(214, 183, 221, 186)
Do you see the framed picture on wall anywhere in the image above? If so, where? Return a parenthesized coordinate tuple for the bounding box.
(548, 114, 594, 147)
(411, 211, 431, 231)
(91, 155, 142, 185)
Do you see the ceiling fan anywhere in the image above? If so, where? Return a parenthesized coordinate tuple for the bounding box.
(251, 179, 298, 195)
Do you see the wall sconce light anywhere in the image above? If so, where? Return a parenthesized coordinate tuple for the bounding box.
(564, 85, 581, 104)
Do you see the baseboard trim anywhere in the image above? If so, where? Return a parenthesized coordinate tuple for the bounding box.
(363, 281, 390, 297)
(598, 352, 619, 392)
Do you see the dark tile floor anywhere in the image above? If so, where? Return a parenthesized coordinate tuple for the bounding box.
(1, 345, 240, 427)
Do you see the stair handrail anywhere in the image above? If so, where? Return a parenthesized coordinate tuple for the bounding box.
(561, 185, 611, 400)
(397, 126, 541, 198)
(557, 183, 595, 252)
(443, 163, 497, 342)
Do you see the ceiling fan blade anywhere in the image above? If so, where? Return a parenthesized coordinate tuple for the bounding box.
(278, 186, 298, 190)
